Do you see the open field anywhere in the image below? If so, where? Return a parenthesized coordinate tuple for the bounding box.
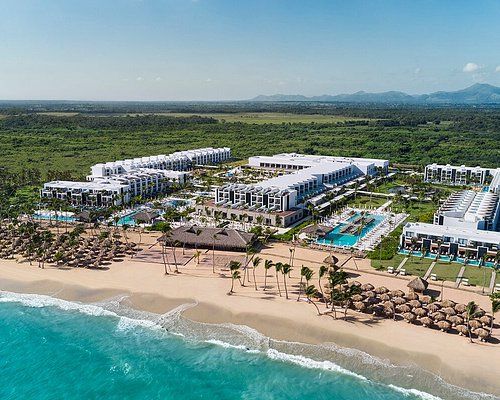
(150, 112, 374, 124)
(347, 194, 388, 209)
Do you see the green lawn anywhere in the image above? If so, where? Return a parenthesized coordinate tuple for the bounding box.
(371, 253, 406, 270)
(401, 256, 433, 277)
(348, 195, 389, 209)
(431, 262, 462, 282)
(462, 265, 497, 288)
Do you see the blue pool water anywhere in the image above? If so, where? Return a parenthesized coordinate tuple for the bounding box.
(33, 213, 76, 222)
(0, 291, 488, 400)
(317, 213, 385, 247)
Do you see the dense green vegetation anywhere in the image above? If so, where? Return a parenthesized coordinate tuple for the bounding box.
(0, 107, 498, 183)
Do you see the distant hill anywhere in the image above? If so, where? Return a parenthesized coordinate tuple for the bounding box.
(251, 83, 500, 104)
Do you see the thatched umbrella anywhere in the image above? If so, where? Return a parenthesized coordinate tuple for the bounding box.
(384, 307, 395, 318)
(408, 299, 422, 309)
(403, 312, 416, 323)
(475, 328, 490, 341)
(479, 315, 492, 327)
(469, 319, 482, 330)
(441, 299, 456, 308)
(364, 290, 376, 298)
(407, 277, 428, 294)
(441, 307, 456, 316)
(406, 292, 419, 301)
(474, 308, 486, 318)
(352, 294, 365, 302)
(420, 316, 433, 327)
(437, 320, 451, 332)
(366, 296, 380, 305)
(393, 296, 406, 305)
(447, 315, 464, 326)
(456, 324, 468, 336)
(361, 283, 374, 291)
(396, 304, 412, 314)
(383, 300, 395, 310)
(379, 293, 391, 302)
(414, 307, 427, 317)
(431, 311, 446, 321)
(374, 286, 389, 294)
(352, 281, 362, 287)
(427, 303, 441, 313)
(353, 301, 366, 312)
(454, 303, 467, 313)
(390, 289, 405, 298)
(324, 254, 339, 267)
(419, 295, 432, 305)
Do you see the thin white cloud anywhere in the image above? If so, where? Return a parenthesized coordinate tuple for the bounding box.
(495, 66, 500, 73)
(205, 78, 212, 83)
(155, 77, 162, 81)
(414, 67, 421, 75)
(463, 62, 479, 73)
(136, 76, 144, 81)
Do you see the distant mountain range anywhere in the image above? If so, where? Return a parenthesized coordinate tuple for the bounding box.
(250, 83, 500, 104)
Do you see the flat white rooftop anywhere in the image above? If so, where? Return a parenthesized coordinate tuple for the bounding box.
(404, 222, 500, 244)
(44, 180, 128, 191)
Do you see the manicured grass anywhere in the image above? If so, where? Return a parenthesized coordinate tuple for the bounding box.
(400, 256, 432, 277)
(371, 253, 405, 270)
(462, 265, 496, 288)
(348, 195, 388, 209)
(431, 262, 462, 282)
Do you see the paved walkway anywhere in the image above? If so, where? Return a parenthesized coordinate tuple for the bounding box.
(396, 257, 408, 273)
(376, 200, 393, 212)
(455, 266, 466, 288)
(423, 261, 436, 280)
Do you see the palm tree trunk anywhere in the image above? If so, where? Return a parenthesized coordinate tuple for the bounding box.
(309, 299, 321, 315)
(252, 267, 257, 290)
(283, 274, 288, 299)
(264, 270, 268, 291)
(297, 277, 303, 301)
(276, 272, 281, 296)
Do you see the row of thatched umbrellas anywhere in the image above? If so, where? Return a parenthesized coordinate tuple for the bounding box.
(348, 283, 492, 341)
(0, 227, 140, 268)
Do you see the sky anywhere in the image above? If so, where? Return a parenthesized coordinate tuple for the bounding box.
(1, 0, 500, 101)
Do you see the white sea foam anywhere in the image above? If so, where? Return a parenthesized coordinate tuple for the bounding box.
(266, 348, 368, 380)
(204, 339, 260, 353)
(388, 384, 443, 400)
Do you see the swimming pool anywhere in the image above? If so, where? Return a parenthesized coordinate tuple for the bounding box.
(317, 212, 385, 247)
(33, 213, 76, 223)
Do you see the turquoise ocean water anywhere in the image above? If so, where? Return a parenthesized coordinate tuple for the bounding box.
(0, 291, 496, 400)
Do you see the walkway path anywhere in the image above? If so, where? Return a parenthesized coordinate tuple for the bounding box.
(376, 200, 393, 212)
(488, 270, 497, 294)
(423, 261, 436, 280)
(455, 266, 466, 288)
(396, 257, 408, 273)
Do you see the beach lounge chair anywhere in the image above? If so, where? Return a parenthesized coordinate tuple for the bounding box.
(387, 266, 394, 274)
(400, 268, 406, 276)
(430, 273, 437, 281)
(462, 278, 469, 286)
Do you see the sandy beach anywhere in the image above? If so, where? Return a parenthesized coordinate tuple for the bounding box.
(0, 239, 499, 397)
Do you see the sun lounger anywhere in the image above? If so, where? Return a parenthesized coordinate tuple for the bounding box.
(387, 267, 394, 274)
(400, 268, 406, 276)
(430, 273, 437, 281)
(462, 278, 469, 286)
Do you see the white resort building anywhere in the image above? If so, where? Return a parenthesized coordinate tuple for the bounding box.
(41, 147, 231, 207)
(198, 153, 389, 227)
(424, 163, 499, 187)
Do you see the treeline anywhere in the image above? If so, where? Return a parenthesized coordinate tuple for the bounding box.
(0, 114, 218, 130)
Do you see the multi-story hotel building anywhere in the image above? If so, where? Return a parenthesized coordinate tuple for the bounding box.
(41, 148, 230, 207)
(198, 153, 389, 227)
(424, 163, 497, 186)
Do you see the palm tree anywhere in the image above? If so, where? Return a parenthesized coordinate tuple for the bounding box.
(194, 250, 202, 266)
(328, 269, 349, 319)
(297, 266, 312, 301)
(252, 256, 261, 290)
(489, 293, 500, 338)
(318, 265, 329, 308)
(274, 262, 283, 296)
(228, 260, 241, 294)
(160, 223, 172, 275)
(211, 233, 218, 274)
(281, 264, 292, 299)
(465, 301, 480, 343)
(263, 259, 273, 291)
(305, 285, 321, 315)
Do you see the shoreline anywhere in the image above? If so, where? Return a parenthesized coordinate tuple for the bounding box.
(0, 257, 499, 398)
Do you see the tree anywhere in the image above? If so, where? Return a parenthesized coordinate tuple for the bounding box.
(328, 269, 349, 319)
(489, 292, 500, 339)
(228, 261, 241, 294)
(263, 259, 273, 291)
(318, 265, 329, 308)
(281, 264, 292, 299)
(252, 256, 261, 290)
(211, 233, 218, 274)
(274, 262, 283, 296)
(305, 285, 321, 315)
(160, 223, 172, 275)
(465, 301, 480, 343)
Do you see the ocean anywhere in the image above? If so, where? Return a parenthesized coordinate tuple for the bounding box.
(0, 291, 496, 400)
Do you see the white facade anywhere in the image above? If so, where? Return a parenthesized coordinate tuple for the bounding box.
(434, 190, 500, 231)
(42, 148, 230, 207)
(215, 153, 389, 213)
(424, 163, 494, 186)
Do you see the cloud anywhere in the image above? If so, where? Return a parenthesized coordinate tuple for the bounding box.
(136, 76, 144, 81)
(414, 67, 421, 75)
(495, 66, 500, 73)
(205, 78, 212, 83)
(463, 62, 479, 73)
(155, 77, 162, 81)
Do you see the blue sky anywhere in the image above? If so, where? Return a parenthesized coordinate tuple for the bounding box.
(1, 0, 499, 100)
